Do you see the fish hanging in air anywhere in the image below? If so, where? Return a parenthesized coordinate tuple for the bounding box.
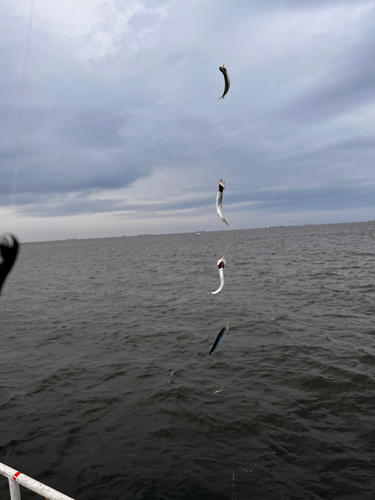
(216, 179, 229, 226)
(209, 323, 229, 355)
(210, 255, 226, 295)
(0, 234, 19, 295)
(218, 64, 230, 100)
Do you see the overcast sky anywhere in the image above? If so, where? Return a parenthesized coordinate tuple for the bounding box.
(1, 0, 375, 242)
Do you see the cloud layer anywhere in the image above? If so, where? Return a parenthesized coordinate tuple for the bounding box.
(1, 0, 375, 241)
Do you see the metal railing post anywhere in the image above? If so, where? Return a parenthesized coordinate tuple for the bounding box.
(8, 477, 21, 500)
(0, 462, 74, 500)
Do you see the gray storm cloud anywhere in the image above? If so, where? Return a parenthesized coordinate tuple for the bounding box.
(1, 0, 374, 240)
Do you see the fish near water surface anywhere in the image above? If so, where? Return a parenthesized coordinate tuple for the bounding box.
(209, 323, 229, 355)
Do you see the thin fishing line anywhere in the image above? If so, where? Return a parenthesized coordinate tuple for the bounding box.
(230, 472, 237, 500)
(229, 455, 239, 500)
(11, 0, 35, 206)
(224, 167, 229, 313)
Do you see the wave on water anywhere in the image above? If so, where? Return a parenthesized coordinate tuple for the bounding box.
(1, 223, 375, 499)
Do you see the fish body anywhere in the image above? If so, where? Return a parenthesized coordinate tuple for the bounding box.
(0, 234, 19, 295)
(210, 255, 226, 295)
(216, 179, 229, 226)
(218, 65, 230, 100)
(209, 323, 229, 355)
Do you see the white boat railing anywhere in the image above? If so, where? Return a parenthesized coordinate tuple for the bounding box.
(0, 462, 75, 500)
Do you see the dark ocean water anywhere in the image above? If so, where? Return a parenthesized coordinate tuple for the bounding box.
(1, 222, 375, 500)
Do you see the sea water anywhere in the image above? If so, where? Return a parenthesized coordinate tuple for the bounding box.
(1, 222, 375, 499)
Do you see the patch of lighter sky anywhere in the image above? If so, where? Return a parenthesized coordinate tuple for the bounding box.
(200, 2, 375, 73)
(259, 185, 300, 193)
(5, 199, 375, 243)
(8, 0, 170, 63)
(5, 205, 223, 242)
(331, 101, 375, 138)
(224, 2, 375, 123)
(225, 200, 260, 211)
(31, 0, 141, 35)
(86, 166, 213, 205)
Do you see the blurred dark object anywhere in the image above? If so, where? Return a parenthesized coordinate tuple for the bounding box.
(0, 234, 19, 294)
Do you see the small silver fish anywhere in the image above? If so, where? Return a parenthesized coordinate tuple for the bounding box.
(209, 323, 229, 355)
(210, 255, 226, 295)
(216, 179, 229, 226)
(218, 65, 230, 100)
